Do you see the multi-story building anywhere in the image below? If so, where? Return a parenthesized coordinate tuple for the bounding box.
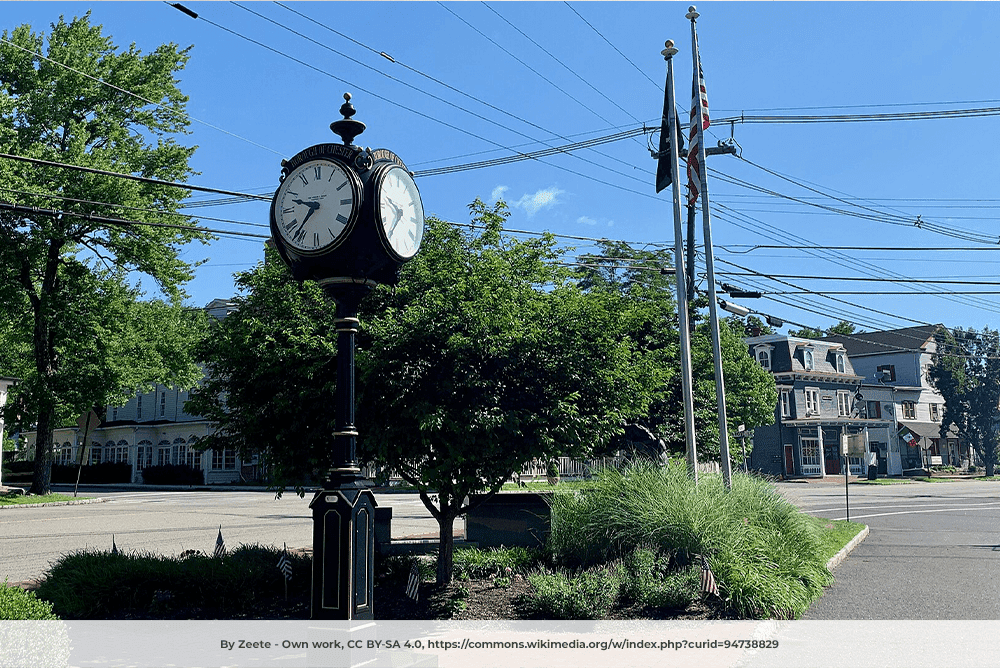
(19, 299, 255, 485)
(746, 334, 897, 478)
(821, 325, 967, 469)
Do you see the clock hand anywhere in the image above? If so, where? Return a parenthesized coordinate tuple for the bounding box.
(302, 202, 319, 226)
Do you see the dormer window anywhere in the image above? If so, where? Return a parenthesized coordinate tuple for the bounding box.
(802, 348, 814, 371)
(835, 352, 846, 374)
(754, 344, 774, 371)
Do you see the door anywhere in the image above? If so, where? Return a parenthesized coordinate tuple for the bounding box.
(784, 445, 795, 477)
(824, 445, 841, 475)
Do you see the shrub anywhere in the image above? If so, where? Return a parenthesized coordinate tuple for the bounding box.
(1, 580, 59, 620)
(547, 459, 832, 618)
(141, 464, 204, 485)
(526, 564, 623, 619)
(34, 544, 309, 619)
(453, 546, 541, 580)
(51, 462, 132, 484)
(621, 546, 701, 610)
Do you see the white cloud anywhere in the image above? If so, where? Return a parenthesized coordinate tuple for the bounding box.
(490, 185, 509, 202)
(577, 216, 598, 226)
(511, 187, 564, 217)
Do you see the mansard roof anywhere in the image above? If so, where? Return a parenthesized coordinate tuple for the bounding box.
(820, 325, 943, 357)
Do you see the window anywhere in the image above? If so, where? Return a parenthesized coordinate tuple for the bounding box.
(902, 401, 916, 420)
(929, 403, 940, 422)
(803, 348, 815, 371)
(877, 364, 896, 382)
(757, 349, 771, 370)
(805, 387, 820, 415)
(835, 353, 846, 374)
(800, 437, 821, 475)
(137, 441, 153, 468)
(866, 400, 882, 419)
(837, 391, 852, 417)
(160, 391, 166, 417)
(136, 394, 143, 420)
(780, 389, 792, 418)
(212, 448, 238, 470)
(112, 406, 118, 421)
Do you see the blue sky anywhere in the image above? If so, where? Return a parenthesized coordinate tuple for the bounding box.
(5, 2, 1000, 334)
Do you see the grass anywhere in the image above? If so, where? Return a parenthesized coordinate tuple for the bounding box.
(0, 493, 82, 506)
(851, 479, 914, 485)
(546, 460, 834, 619)
(803, 517, 866, 564)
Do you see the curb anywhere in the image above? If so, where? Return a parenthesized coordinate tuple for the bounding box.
(826, 525, 869, 571)
(0, 497, 108, 510)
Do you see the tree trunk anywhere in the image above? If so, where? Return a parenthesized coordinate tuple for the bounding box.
(436, 509, 457, 584)
(29, 405, 55, 495)
(25, 237, 63, 497)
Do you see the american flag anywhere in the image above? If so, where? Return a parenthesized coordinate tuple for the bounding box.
(700, 554, 719, 597)
(214, 526, 226, 558)
(405, 562, 420, 602)
(686, 49, 710, 205)
(277, 543, 293, 581)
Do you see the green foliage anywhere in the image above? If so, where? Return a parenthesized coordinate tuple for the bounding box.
(358, 200, 655, 582)
(547, 461, 833, 618)
(621, 547, 701, 610)
(928, 327, 1000, 476)
(186, 246, 340, 494)
(50, 462, 131, 484)
(789, 320, 860, 338)
(139, 463, 204, 485)
(0, 14, 209, 494)
(525, 564, 624, 619)
(453, 546, 540, 580)
(34, 544, 310, 619)
(0, 580, 59, 620)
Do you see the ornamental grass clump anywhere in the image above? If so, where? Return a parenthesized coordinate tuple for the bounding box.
(547, 460, 832, 618)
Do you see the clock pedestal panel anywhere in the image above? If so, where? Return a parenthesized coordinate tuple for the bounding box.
(309, 485, 376, 620)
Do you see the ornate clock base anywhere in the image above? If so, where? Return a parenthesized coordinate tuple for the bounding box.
(309, 481, 377, 620)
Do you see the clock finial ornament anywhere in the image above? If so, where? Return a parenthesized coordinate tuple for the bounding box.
(330, 92, 366, 146)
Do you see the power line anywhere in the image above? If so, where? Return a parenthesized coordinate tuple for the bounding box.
(562, 2, 660, 89)
(0, 152, 271, 201)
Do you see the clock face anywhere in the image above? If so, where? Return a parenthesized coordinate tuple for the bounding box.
(272, 159, 359, 253)
(376, 165, 424, 260)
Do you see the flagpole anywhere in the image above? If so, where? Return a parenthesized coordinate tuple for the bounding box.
(660, 40, 699, 482)
(688, 5, 734, 489)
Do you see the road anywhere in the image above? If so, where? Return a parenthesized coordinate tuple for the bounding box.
(0, 487, 445, 585)
(775, 478, 1000, 619)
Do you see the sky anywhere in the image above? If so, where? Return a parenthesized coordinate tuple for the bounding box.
(5, 1, 1000, 336)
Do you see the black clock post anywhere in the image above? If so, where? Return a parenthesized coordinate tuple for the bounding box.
(268, 94, 425, 620)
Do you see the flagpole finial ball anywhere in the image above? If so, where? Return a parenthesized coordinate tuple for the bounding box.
(665, 39, 674, 49)
(687, 6, 700, 19)
(662, 39, 679, 58)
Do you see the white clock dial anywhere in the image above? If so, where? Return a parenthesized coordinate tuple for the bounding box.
(377, 166, 424, 260)
(274, 160, 358, 253)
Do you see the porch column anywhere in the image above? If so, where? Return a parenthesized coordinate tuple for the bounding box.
(817, 426, 825, 478)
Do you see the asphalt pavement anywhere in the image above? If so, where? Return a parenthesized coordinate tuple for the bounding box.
(775, 477, 1000, 619)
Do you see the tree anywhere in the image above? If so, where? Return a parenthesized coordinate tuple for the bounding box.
(572, 242, 777, 465)
(789, 320, 861, 338)
(185, 250, 341, 492)
(358, 201, 654, 582)
(927, 327, 1000, 476)
(0, 15, 209, 493)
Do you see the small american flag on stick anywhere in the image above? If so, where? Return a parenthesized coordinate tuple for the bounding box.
(277, 543, 293, 581)
(405, 562, 420, 601)
(214, 526, 226, 558)
(700, 554, 719, 598)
